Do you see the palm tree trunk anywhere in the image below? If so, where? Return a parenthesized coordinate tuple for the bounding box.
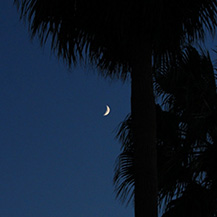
(131, 43, 158, 217)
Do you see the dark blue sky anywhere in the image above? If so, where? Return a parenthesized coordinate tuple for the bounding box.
(1, 2, 217, 217)
(1, 2, 132, 217)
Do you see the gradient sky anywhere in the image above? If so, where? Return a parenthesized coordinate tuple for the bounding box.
(1, 2, 132, 217)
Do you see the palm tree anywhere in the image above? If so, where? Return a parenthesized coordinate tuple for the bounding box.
(156, 45, 217, 217)
(14, 1, 217, 216)
(114, 45, 217, 216)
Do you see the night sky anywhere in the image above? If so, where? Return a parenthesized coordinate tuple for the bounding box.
(1, 1, 217, 217)
(1, 1, 132, 217)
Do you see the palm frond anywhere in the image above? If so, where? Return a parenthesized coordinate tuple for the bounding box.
(14, 0, 217, 79)
(115, 46, 217, 212)
(114, 114, 134, 205)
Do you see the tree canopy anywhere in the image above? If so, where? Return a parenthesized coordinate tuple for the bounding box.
(15, 0, 217, 74)
(14, 1, 217, 216)
(114, 45, 217, 216)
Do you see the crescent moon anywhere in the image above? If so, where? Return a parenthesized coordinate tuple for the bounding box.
(103, 105, 110, 116)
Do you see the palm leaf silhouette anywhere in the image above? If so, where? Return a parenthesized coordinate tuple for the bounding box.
(114, 45, 217, 216)
(15, 1, 217, 216)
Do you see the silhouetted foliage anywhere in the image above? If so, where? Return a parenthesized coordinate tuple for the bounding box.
(114, 46, 217, 216)
(14, 0, 217, 76)
(15, 1, 217, 216)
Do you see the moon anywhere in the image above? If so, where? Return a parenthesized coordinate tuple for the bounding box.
(103, 105, 110, 116)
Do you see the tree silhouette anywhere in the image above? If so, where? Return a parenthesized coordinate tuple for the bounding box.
(14, 1, 217, 216)
(114, 45, 217, 216)
(157, 46, 217, 217)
